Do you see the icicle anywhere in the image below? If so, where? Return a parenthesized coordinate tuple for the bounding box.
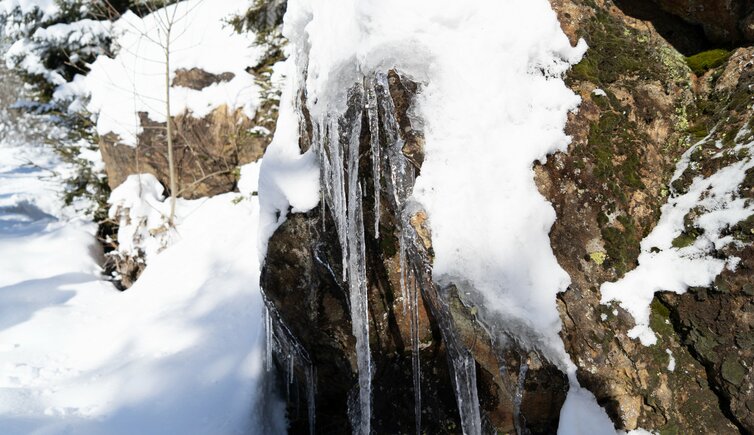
(409, 268, 422, 435)
(452, 351, 483, 435)
(288, 353, 293, 385)
(374, 71, 425, 433)
(365, 77, 381, 238)
(320, 115, 349, 282)
(306, 364, 317, 435)
(514, 359, 529, 435)
(375, 73, 413, 214)
(313, 121, 328, 234)
(333, 118, 350, 282)
(285, 352, 292, 400)
(265, 306, 273, 372)
(345, 87, 372, 435)
(399, 232, 408, 313)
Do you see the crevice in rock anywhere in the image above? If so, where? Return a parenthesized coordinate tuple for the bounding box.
(613, 0, 717, 55)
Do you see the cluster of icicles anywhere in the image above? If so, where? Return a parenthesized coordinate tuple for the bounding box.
(264, 72, 533, 435)
(314, 72, 424, 435)
(315, 73, 411, 435)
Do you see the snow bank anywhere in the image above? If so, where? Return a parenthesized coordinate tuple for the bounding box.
(0, 148, 284, 432)
(0, 141, 100, 289)
(407, 0, 586, 358)
(601, 139, 754, 345)
(558, 385, 617, 435)
(57, 0, 263, 146)
(257, 56, 320, 257)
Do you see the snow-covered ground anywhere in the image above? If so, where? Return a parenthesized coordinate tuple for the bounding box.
(0, 138, 281, 434)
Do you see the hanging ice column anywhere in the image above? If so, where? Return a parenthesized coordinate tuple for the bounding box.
(317, 72, 430, 434)
(346, 88, 372, 435)
(372, 72, 482, 435)
(371, 72, 423, 435)
(316, 84, 372, 435)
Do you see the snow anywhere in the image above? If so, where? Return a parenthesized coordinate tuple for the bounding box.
(31, 19, 111, 49)
(666, 349, 676, 371)
(4, 12, 111, 90)
(108, 174, 174, 262)
(601, 139, 754, 346)
(56, 0, 264, 146)
(558, 385, 617, 435)
(0, 136, 283, 433)
(409, 0, 587, 360)
(0, 142, 99, 289)
(0, 0, 58, 19)
(257, 56, 320, 257)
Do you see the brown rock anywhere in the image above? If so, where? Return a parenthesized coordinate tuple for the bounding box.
(542, 0, 747, 432)
(100, 104, 269, 199)
(172, 68, 235, 90)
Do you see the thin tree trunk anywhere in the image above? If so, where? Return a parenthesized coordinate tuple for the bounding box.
(165, 30, 176, 225)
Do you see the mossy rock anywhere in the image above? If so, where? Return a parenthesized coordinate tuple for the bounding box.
(732, 215, 754, 242)
(721, 357, 747, 385)
(672, 224, 704, 248)
(567, 8, 664, 85)
(685, 49, 732, 76)
(649, 297, 674, 340)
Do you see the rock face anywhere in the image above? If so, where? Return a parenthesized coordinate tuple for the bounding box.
(542, 0, 754, 433)
(255, 0, 754, 433)
(100, 103, 269, 199)
(170, 0, 754, 434)
(261, 71, 570, 433)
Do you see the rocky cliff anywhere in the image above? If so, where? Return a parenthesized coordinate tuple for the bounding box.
(256, 0, 754, 434)
(546, 1, 754, 432)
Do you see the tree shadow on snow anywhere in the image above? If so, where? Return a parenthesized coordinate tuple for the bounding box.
(0, 273, 86, 330)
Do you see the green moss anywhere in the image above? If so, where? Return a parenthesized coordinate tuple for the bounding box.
(649, 297, 674, 340)
(671, 233, 695, 248)
(732, 214, 754, 242)
(659, 423, 680, 435)
(693, 332, 718, 361)
(686, 123, 709, 141)
(567, 8, 663, 85)
(743, 167, 754, 189)
(685, 49, 732, 76)
(570, 59, 599, 83)
(601, 215, 640, 276)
